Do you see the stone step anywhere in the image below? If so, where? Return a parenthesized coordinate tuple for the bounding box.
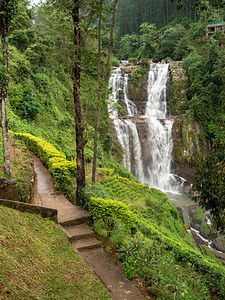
(72, 237, 101, 252)
(58, 206, 92, 227)
(64, 224, 95, 242)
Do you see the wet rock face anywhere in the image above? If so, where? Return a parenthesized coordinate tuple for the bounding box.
(128, 73, 149, 115)
(188, 206, 225, 254)
(0, 177, 19, 201)
(168, 61, 189, 115)
(212, 237, 225, 253)
(136, 118, 152, 178)
(172, 115, 210, 185)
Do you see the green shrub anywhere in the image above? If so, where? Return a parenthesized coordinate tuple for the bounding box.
(88, 197, 137, 229)
(128, 57, 138, 64)
(88, 188, 225, 296)
(195, 208, 204, 221)
(81, 183, 111, 207)
(13, 132, 76, 194)
(17, 94, 42, 120)
(110, 55, 120, 67)
(200, 221, 210, 236)
(137, 219, 225, 298)
(98, 168, 114, 176)
(34, 73, 50, 89)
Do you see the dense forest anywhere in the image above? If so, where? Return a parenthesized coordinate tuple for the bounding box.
(0, 0, 225, 298)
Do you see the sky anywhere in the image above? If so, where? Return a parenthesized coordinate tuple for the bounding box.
(29, 0, 44, 6)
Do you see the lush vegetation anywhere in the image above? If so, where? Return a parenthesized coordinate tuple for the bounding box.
(0, 133, 33, 202)
(0, 0, 225, 298)
(13, 132, 77, 198)
(0, 205, 111, 299)
(81, 173, 225, 299)
(114, 0, 225, 231)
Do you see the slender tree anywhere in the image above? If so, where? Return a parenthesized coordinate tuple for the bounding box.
(92, 0, 118, 184)
(0, 0, 19, 175)
(71, 0, 85, 205)
(54, 0, 100, 204)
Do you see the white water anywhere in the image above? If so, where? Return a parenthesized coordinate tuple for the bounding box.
(109, 62, 184, 192)
(109, 66, 136, 117)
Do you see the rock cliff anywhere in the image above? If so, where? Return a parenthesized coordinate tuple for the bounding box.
(169, 61, 210, 184)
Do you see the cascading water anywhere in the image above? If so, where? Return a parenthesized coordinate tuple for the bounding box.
(109, 62, 184, 193)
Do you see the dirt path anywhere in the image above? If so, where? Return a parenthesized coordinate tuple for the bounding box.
(33, 155, 146, 300)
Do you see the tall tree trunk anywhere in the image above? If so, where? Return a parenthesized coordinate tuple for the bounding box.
(92, 0, 118, 184)
(0, 22, 11, 176)
(166, 0, 169, 24)
(72, 1, 85, 205)
(160, 0, 166, 26)
(92, 0, 103, 184)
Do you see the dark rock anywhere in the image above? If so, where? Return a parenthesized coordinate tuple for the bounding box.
(10, 179, 17, 184)
(128, 72, 148, 115)
(172, 115, 210, 184)
(0, 177, 19, 201)
(212, 236, 225, 253)
(183, 184, 194, 195)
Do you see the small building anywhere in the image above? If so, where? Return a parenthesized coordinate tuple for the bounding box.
(206, 21, 225, 38)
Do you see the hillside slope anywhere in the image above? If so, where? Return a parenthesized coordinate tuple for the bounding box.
(0, 206, 111, 299)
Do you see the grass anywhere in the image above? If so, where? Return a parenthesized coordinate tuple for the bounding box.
(0, 134, 34, 202)
(0, 206, 111, 300)
(84, 175, 225, 299)
(98, 175, 194, 247)
(4, 131, 224, 299)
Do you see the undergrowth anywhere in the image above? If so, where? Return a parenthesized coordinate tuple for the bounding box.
(0, 206, 111, 299)
(82, 173, 225, 299)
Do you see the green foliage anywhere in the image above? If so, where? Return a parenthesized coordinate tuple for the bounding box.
(128, 57, 138, 64)
(11, 140, 34, 202)
(137, 219, 225, 298)
(200, 221, 211, 236)
(81, 182, 111, 207)
(121, 252, 138, 279)
(195, 208, 204, 221)
(98, 168, 114, 176)
(110, 55, 119, 67)
(102, 133, 113, 154)
(192, 136, 225, 232)
(98, 175, 186, 242)
(0, 63, 6, 87)
(89, 174, 225, 297)
(88, 197, 137, 229)
(9, 30, 29, 52)
(130, 66, 148, 96)
(158, 24, 188, 60)
(17, 94, 43, 120)
(119, 34, 140, 59)
(183, 43, 225, 136)
(188, 22, 206, 40)
(34, 73, 50, 89)
(0, 0, 20, 28)
(13, 132, 77, 195)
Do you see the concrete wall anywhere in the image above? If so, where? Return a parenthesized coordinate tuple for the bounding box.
(0, 199, 58, 222)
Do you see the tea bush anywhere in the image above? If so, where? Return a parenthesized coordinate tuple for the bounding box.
(88, 197, 137, 229)
(13, 132, 76, 194)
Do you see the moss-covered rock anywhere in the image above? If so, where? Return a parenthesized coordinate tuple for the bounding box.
(169, 61, 189, 115)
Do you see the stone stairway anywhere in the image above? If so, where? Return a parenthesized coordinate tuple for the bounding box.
(61, 221, 101, 252)
(33, 155, 146, 300)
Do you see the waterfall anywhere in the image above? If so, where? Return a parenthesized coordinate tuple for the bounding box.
(109, 66, 137, 117)
(109, 62, 184, 193)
